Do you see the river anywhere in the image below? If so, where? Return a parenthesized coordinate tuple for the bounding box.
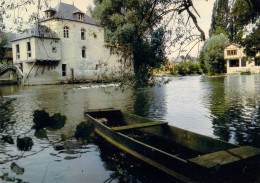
(0, 75, 260, 182)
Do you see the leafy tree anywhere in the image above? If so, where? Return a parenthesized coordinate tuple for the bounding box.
(93, 0, 206, 87)
(200, 34, 229, 75)
(198, 49, 207, 74)
(209, 0, 230, 37)
(231, 0, 260, 56)
(0, 31, 7, 62)
(242, 25, 260, 58)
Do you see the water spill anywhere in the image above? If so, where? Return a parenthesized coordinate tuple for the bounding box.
(0, 75, 260, 182)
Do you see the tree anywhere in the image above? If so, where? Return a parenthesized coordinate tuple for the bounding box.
(93, 0, 206, 87)
(231, 0, 260, 56)
(200, 34, 229, 75)
(209, 0, 230, 37)
(242, 25, 260, 58)
(0, 31, 7, 62)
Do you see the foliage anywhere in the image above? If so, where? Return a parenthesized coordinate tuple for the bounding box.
(200, 34, 229, 75)
(198, 50, 207, 74)
(242, 25, 260, 58)
(240, 70, 251, 75)
(32, 110, 66, 130)
(209, 0, 259, 47)
(17, 137, 34, 151)
(209, 0, 230, 37)
(93, 0, 206, 87)
(170, 61, 202, 76)
(74, 121, 95, 143)
(0, 31, 7, 60)
(1, 135, 14, 144)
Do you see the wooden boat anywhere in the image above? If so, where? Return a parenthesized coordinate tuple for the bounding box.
(85, 108, 260, 182)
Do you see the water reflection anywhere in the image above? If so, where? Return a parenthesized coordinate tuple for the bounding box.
(132, 85, 167, 119)
(204, 75, 260, 146)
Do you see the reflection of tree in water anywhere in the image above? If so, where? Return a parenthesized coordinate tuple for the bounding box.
(133, 85, 167, 120)
(206, 76, 260, 147)
(95, 137, 179, 183)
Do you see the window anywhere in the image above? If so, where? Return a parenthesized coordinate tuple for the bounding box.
(227, 50, 237, 56)
(63, 26, 69, 38)
(255, 58, 260, 66)
(27, 42, 31, 58)
(82, 47, 86, 58)
(16, 44, 20, 60)
(81, 29, 85, 40)
(52, 47, 57, 53)
(229, 59, 239, 67)
(79, 14, 84, 20)
(62, 64, 66, 76)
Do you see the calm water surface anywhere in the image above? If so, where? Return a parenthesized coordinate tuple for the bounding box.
(0, 75, 260, 182)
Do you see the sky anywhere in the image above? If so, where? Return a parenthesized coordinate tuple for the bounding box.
(4, 0, 216, 58)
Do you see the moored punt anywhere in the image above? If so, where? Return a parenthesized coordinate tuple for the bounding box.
(85, 108, 260, 182)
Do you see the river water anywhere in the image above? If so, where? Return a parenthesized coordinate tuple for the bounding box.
(0, 75, 260, 182)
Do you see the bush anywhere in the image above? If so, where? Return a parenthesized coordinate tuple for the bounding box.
(200, 34, 229, 75)
(171, 61, 202, 76)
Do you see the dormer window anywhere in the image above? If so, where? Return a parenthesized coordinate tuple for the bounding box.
(78, 14, 84, 20)
(44, 8, 56, 18)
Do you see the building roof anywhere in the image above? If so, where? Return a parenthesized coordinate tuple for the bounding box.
(40, 2, 99, 26)
(223, 43, 241, 49)
(12, 24, 60, 42)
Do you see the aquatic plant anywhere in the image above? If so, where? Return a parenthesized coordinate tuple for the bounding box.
(1, 135, 14, 144)
(34, 129, 48, 139)
(33, 110, 51, 130)
(74, 121, 95, 143)
(48, 113, 66, 130)
(16, 137, 34, 151)
(33, 110, 66, 131)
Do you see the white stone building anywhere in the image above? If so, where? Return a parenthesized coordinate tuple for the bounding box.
(11, 2, 122, 85)
(223, 43, 260, 74)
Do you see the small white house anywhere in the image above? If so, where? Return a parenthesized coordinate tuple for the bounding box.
(12, 2, 122, 85)
(223, 43, 260, 74)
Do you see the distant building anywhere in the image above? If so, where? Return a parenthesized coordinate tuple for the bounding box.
(11, 2, 122, 85)
(223, 43, 260, 74)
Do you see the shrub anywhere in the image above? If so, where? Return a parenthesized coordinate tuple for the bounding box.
(171, 61, 202, 76)
(200, 34, 229, 75)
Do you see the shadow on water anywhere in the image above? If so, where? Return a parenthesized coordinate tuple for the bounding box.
(204, 75, 260, 147)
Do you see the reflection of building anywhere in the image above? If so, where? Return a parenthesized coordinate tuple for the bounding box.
(223, 43, 260, 74)
(11, 2, 122, 85)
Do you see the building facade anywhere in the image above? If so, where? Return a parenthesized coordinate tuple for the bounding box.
(12, 2, 122, 85)
(224, 43, 260, 74)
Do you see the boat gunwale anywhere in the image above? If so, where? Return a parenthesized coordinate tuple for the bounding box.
(85, 111, 188, 163)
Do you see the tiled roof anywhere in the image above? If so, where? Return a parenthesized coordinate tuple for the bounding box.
(11, 24, 60, 42)
(40, 2, 98, 26)
(223, 43, 241, 48)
